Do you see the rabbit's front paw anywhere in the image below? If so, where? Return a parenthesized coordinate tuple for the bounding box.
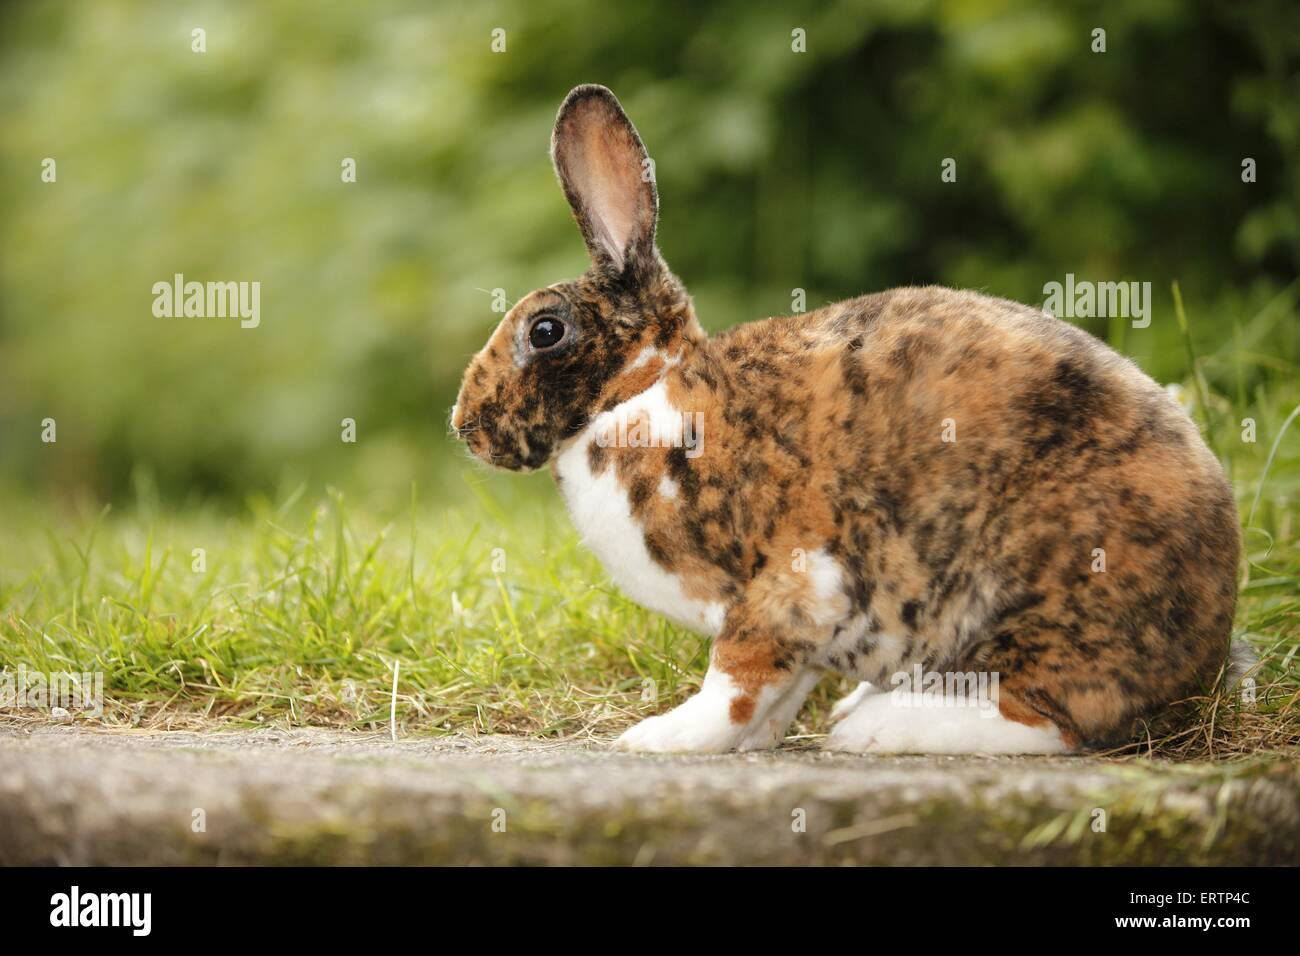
(615, 667, 750, 754)
(829, 680, 877, 724)
(614, 704, 740, 754)
(614, 675, 748, 753)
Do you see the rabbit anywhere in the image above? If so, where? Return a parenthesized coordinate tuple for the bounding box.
(450, 84, 1242, 754)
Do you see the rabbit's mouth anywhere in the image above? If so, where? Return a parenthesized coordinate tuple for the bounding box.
(469, 443, 547, 474)
(453, 416, 551, 473)
(491, 431, 553, 472)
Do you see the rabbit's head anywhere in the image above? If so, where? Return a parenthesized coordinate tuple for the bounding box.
(451, 85, 703, 471)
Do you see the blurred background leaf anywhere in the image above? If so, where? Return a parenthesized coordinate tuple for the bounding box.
(0, 0, 1296, 505)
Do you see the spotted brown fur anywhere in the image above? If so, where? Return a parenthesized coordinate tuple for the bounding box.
(452, 85, 1240, 751)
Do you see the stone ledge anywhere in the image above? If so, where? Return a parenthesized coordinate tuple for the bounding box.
(1, 724, 1295, 865)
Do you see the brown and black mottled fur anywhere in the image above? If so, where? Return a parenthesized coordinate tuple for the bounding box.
(452, 85, 1240, 750)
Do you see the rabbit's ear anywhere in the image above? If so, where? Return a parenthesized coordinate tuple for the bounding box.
(551, 85, 658, 276)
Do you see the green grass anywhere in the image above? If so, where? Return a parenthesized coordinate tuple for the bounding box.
(1, 291, 1298, 757)
(0, 476, 725, 737)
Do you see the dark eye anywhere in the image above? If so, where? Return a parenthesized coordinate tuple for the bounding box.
(528, 316, 565, 350)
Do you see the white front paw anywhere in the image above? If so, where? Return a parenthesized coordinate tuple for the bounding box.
(829, 681, 877, 724)
(735, 717, 783, 752)
(614, 704, 740, 754)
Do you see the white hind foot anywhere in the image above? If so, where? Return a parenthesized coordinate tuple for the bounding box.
(824, 691, 1070, 755)
(829, 680, 877, 724)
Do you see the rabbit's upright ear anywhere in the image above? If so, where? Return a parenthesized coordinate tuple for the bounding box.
(551, 85, 658, 277)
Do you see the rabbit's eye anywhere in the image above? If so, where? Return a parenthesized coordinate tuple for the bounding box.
(528, 316, 565, 350)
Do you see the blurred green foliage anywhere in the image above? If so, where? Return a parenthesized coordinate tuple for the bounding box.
(1, 0, 1297, 502)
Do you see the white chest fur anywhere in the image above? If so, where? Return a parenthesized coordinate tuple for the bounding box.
(554, 381, 726, 637)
